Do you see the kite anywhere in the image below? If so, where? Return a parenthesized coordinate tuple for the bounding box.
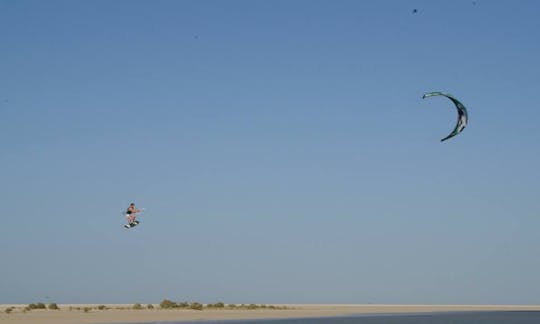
(422, 92, 468, 142)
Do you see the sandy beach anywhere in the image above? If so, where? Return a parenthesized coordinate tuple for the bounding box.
(2, 304, 540, 324)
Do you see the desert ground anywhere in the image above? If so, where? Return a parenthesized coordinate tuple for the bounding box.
(2, 304, 540, 324)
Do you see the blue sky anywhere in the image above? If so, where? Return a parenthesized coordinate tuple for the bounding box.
(1, 0, 540, 305)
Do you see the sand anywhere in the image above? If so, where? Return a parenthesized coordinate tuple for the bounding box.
(2, 304, 540, 324)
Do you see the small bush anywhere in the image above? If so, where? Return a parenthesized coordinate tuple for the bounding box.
(147, 304, 154, 309)
(190, 302, 203, 311)
(228, 304, 237, 308)
(207, 301, 225, 308)
(27, 303, 46, 310)
(97, 305, 107, 310)
(133, 303, 143, 310)
(177, 302, 189, 308)
(5, 307, 13, 314)
(48, 303, 59, 310)
(159, 299, 177, 309)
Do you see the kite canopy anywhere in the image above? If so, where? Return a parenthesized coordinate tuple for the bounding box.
(422, 92, 468, 142)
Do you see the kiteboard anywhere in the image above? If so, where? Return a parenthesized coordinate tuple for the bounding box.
(124, 220, 140, 229)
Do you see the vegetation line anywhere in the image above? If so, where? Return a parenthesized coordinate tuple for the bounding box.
(3, 300, 290, 314)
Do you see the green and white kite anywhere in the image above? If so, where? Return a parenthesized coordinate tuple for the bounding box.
(423, 92, 468, 142)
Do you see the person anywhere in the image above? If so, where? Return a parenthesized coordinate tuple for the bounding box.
(126, 203, 140, 225)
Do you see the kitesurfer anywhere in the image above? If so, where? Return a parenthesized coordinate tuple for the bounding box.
(126, 203, 140, 225)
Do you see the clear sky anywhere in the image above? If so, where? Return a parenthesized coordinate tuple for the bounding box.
(1, 0, 540, 305)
